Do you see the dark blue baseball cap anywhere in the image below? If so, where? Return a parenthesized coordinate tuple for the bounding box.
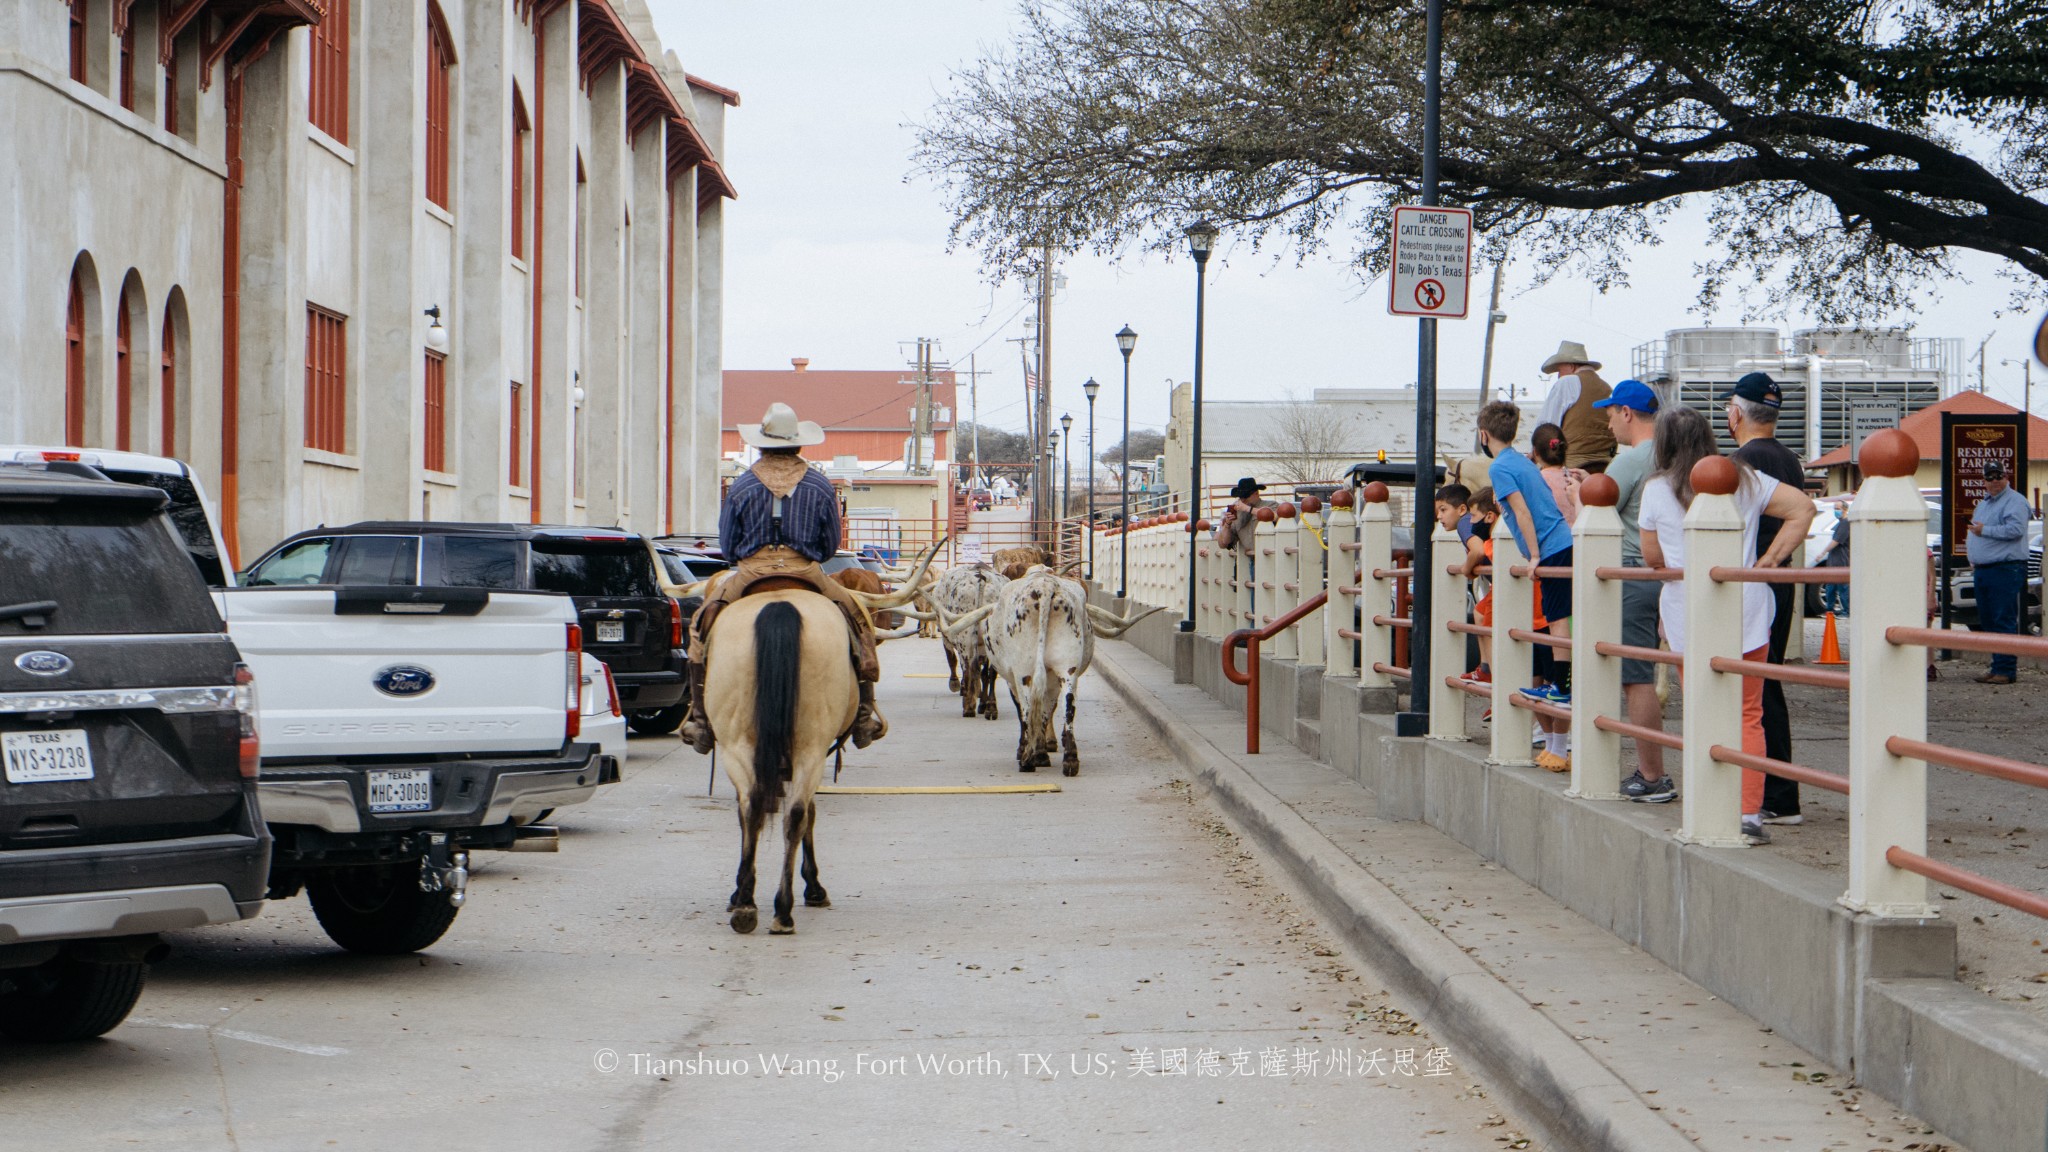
(1592, 378, 1659, 414)
(1720, 371, 1782, 409)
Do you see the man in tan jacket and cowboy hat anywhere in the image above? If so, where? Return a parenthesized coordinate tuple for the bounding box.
(679, 402, 886, 754)
(1533, 340, 1618, 471)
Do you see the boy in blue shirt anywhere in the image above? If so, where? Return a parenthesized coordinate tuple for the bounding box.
(1477, 401, 1579, 766)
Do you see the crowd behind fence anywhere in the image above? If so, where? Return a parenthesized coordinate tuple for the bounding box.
(1085, 431, 2048, 923)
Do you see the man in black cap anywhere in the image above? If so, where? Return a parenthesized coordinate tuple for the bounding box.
(1967, 460, 2032, 684)
(1725, 371, 1808, 825)
(1214, 477, 1268, 554)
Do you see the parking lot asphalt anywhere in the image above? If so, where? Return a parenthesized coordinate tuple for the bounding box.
(0, 639, 1529, 1151)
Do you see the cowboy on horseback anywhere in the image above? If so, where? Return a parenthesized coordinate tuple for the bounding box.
(680, 402, 888, 755)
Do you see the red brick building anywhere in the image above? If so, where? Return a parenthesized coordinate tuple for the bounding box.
(722, 358, 956, 466)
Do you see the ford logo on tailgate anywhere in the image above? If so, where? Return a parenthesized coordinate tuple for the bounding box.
(372, 665, 436, 697)
(14, 651, 72, 676)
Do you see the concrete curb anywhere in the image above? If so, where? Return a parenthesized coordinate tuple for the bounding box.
(1093, 649, 1697, 1152)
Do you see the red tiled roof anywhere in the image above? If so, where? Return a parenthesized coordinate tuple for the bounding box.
(723, 368, 957, 431)
(1809, 390, 2048, 467)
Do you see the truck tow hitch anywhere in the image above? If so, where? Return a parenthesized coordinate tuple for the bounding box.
(416, 832, 471, 907)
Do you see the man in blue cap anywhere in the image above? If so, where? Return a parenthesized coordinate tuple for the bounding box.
(1725, 371, 1808, 825)
(1593, 380, 1674, 802)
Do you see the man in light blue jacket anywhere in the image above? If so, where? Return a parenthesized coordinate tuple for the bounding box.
(1967, 461, 2033, 684)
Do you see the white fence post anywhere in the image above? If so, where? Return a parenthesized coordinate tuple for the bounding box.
(1359, 485, 1394, 688)
(1490, 526, 1536, 765)
(1234, 540, 1254, 633)
(1841, 436, 1935, 915)
(1677, 459, 1747, 848)
(1324, 491, 1358, 678)
(1254, 511, 1278, 633)
(1275, 506, 1302, 660)
(1297, 499, 1325, 668)
(1570, 478, 1625, 800)
(1429, 523, 1467, 739)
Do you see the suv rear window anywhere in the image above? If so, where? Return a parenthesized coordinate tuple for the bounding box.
(0, 505, 221, 635)
(530, 540, 659, 598)
(102, 469, 227, 586)
(440, 536, 522, 588)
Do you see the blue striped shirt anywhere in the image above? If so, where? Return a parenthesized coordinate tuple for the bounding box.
(719, 466, 842, 562)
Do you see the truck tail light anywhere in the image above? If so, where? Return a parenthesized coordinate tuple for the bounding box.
(565, 623, 583, 741)
(670, 597, 684, 649)
(601, 662, 622, 717)
(233, 663, 261, 778)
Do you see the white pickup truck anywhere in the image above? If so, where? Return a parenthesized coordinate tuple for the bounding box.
(216, 583, 622, 954)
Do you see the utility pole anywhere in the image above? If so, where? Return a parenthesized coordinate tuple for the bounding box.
(963, 352, 990, 486)
(1475, 261, 1505, 453)
(905, 337, 936, 475)
(1976, 333, 1993, 393)
(1037, 244, 1056, 547)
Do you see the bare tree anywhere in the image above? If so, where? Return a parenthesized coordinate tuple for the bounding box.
(1253, 397, 1355, 485)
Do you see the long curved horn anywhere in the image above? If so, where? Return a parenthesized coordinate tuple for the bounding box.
(846, 537, 947, 611)
(940, 603, 996, 642)
(1086, 602, 1169, 638)
(1056, 559, 1085, 577)
(899, 606, 937, 621)
(873, 619, 922, 640)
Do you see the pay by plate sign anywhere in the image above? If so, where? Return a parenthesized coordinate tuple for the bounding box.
(1387, 205, 1474, 319)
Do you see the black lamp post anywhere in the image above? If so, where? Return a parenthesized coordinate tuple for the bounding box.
(1083, 378, 1099, 581)
(1115, 324, 1138, 598)
(1182, 222, 1217, 633)
(1060, 413, 1073, 539)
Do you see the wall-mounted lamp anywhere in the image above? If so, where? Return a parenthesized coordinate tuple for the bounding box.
(423, 305, 449, 353)
(572, 370, 585, 406)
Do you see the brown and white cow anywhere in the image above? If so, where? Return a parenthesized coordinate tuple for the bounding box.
(922, 564, 1007, 719)
(941, 568, 1163, 774)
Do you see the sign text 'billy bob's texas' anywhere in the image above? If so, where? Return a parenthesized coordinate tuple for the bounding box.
(1387, 206, 1474, 320)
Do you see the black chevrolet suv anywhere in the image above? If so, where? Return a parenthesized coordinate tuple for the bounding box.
(0, 465, 269, 1041)
(240, 523, 685, 726)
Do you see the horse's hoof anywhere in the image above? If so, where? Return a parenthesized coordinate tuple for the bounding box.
(1018, 763, 1036, 773)
(804, 893, 832, 908)
(1062, 761, 1079, 777)
(769, 919, 795, 935)
(730, 907, 758, 934)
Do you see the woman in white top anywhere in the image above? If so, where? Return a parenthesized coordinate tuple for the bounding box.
(1637, 407, 1814, 845)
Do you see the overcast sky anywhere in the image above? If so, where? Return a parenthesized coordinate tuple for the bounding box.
(648, 0, 2045, 443)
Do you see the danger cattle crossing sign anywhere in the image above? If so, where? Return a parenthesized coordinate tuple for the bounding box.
(1387, 205, 1474, 319)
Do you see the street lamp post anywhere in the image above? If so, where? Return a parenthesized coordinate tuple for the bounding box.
(1115, 326, 1138, 599)
(1060, 413, 1074, 552)
(1083, 378, 1100, 581)
(1047, 431, 1061, 563)
(1182, 223, 1217, 634)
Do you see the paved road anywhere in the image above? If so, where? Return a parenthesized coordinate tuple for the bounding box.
(0, 639, 1527, 1150)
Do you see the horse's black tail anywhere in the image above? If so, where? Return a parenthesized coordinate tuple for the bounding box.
(750, 600, 803, 824)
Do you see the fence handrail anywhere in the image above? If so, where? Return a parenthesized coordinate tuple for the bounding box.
(1708, 745, 1850, 794)
(1887, 626, 2048, 660)
(1592, 566, 1683, 581)
(1886, 847, 2048, 920)
(1708, 566, 1850, 585)
(1220, 590, 1330, 754)
(1887, 735, 2048, 790)
(1593, 640, 1680, 667)
(1707, 656, 1850, 690)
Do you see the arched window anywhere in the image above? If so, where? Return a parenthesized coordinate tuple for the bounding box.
(425, 2, 454, 209)
(161, 313, 177, 456)
(114, 274, 146, 452)
(66, 269, 87, 444)
(115, 294, 131, 449)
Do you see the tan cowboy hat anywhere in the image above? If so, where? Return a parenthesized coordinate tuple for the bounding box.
(738, 402, 826, 449)
(1539, 340, 1602, 374)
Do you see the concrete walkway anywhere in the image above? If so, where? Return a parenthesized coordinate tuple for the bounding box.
(1093, 642, 1963, 1152)
(1, 638, 1536, 1151)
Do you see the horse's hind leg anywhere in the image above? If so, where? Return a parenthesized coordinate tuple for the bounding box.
(730, 803, 764, 934)
(771, 800, 806, 934)
(798, 803, 829, 907)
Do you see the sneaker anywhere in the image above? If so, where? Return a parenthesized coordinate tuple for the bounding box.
(1481, 708, 1492, 723)
(1460, 666, 1492, 684)
(1518, 684, 1571, 706)
(1621, 771, 1677, 803)
(1740, 817, 1771, 846)
(1758, 810, 1804, 826)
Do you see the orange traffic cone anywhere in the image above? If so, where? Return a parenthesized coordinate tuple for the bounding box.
(1816, 611, 1846, 666)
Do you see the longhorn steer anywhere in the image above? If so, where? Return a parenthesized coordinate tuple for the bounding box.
(943, 568, 1163, 774)
(830, 567, 906, 636)
(992, 546, 1047, 581)
(926, 564, 1007, 719)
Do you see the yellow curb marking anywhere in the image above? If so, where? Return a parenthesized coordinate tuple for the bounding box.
(816, 783, 1062, 795)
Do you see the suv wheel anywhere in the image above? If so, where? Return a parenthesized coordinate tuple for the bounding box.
(628, 702, 688, 735)
(308, 865, 461, 955)
(0, 957, 148, 1042)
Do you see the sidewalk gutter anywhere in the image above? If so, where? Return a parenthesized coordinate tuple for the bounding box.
(1093, 648, 1697, 1152)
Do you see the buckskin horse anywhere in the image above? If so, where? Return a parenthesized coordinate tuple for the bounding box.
(704, 541, 939, 934)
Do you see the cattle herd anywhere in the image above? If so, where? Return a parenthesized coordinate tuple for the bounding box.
(904, 547, 1163, 776)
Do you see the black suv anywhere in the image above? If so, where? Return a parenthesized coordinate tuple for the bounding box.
(0, 465, 269, 1041)
(240, 523, 686, 727)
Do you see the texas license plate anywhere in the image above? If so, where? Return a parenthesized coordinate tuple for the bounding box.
(367, 768, 433, 813)
(3, 729, 94, 784)
(597, 620, 626, 643)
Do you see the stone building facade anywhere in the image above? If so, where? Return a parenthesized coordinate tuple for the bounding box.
(0, 0, 733, 563)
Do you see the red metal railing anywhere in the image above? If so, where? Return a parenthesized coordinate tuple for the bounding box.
(1221, 591, 1328, 754)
